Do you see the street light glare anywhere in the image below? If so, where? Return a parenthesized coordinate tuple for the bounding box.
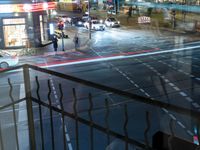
(23, 4, 32, 12)
(52, 10, 57, 15)
(43, 2, 48, 10)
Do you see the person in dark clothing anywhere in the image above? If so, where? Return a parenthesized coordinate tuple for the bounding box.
(52, 35, 58, 52)
(128, 6, 132, 17)
(127, 6, 133, 23)
(73, 34, 79, 50)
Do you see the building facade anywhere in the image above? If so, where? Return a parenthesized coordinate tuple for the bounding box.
(0, 0, 57, 49)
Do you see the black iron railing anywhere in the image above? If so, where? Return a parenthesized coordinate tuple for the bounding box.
(0, 64, 199, 150)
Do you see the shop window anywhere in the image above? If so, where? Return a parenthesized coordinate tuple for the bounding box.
(3, 18, 27, 47)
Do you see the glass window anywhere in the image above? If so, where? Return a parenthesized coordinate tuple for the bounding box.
(3, 18, 27, 47)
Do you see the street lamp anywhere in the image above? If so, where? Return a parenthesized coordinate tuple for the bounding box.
(87, 0, 91, 39)
(58, 21, 65, 51)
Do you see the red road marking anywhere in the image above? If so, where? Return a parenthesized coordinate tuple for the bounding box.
(0, 48, 160, 71)
(38, 48, 160, 67)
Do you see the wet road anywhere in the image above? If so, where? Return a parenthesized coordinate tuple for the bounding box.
(1, 26, 200, 149)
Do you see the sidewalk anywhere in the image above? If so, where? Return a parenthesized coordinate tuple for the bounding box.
(8, 26, 91, 57)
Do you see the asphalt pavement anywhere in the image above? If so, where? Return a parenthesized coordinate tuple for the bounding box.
(12, 23, 199, 71)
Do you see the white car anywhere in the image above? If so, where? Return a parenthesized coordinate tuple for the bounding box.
(84, 20, 105, 31)
(105, 17, 120, 27)
(107, 10, 116, 15)
(57, 15, 68, 23)
(82, 14, 89, 21)
(0, 51, 19, 68)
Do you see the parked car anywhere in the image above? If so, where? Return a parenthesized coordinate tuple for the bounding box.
(84, 20, 105, 31)
(71, 17, 86, 27)
(82, 14, 89, 21)
(107, 9, 116, 15)
(104, 17, 120, 27)
(82, 14, 98, 22)
(56, 15, 68, 23)
(0, 51, 18, 68)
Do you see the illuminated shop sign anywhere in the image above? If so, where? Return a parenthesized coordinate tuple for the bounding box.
(0, 2, 57, 13)
(60, 0, 77, 3)
(3, 18, 25, 25)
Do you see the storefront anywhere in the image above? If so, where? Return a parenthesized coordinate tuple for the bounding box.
(0, 2, 57, 49)
(3, 18, 27, 47)
(58, 0, 88, 12)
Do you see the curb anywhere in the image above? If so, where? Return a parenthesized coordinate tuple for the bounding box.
(155, 27, 187, 34)
(43, 40, 91, 56)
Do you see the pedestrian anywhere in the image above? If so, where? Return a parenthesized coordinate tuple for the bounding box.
(73, 34, 79, 50)
(52, 35, 58, 52)
(127, 6, 132, 23)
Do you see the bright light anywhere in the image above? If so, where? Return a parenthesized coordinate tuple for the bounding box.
(43, 2, 48, 10)
(52, 10, 57, 15)
(23, 4, 32, 12)
(14, 13, 19, 16)
(78, 21, 82, 25)
(193, 135, 199, 145)
(49, 23, 54, 35)
(193, 126, 199, 145)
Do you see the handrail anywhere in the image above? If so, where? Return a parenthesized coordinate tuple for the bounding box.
(31, 97, 150, 149)
(0, 64, 199, 150)
(27, 64, 200, 121)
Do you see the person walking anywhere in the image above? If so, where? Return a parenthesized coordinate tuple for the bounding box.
(127, 6, 132, 23)
(52, 35, 58, 52)
(73, 34, 79, 50)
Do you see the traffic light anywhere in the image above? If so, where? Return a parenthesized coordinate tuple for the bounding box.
(58, 21, 64, 30)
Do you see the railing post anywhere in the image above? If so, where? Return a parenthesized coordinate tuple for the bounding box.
(73, 88, 79, 150)
(0, 123, 4, 150)
(23, 65, 36, 150)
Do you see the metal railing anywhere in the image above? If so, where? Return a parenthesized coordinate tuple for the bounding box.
(0, 64, 200, 150)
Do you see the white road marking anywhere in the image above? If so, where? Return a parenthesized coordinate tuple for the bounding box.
(177, 121, 186, 129)
(187, 130, 194, 136)
(140, 89, 145, 93)
(179, 92, 187, 97)
(137, 58, 196, 137)
(165, 79, 169, 82)
(162, 108, 168, 113)
(196, 78, 200, 81)
(190, 75, 194, 78)
(145, 93, 151, 97)
(169, 83, 175, 87)
(186, 97, 193, 102)
(152, 57, 200, 110)
(49, 75, 73, 150)
(169, 114, 177, 120)
(173, 86, 180, 91)
(192, 102, 200, 108)
(135, 84, 139, 88)
(111, 61, 194, 138)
